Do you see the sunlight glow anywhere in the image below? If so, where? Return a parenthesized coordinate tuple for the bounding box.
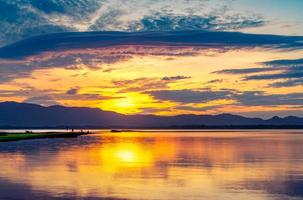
(116, 150, 136, 162)
(116, 97, 136, 109)
(4, 48, 303, 116)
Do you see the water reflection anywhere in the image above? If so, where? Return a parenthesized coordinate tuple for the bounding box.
(0, 131, 302, 200)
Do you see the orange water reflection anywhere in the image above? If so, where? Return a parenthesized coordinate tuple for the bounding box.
(0, 131, 302, 200)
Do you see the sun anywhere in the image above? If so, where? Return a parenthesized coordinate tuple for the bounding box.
(99, 92, 153, 114)
(116, 97, 135, 108)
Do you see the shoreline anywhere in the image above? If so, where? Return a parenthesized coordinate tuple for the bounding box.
(2, 125, 303, 130)
(0, 131, 91, 142)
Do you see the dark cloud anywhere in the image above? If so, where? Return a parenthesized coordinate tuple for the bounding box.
(242, 65, 303, 87)
(249, 58, 303, 87)
(147, 88, 303, 107)
(235, 91, 303, 106)
(214, 67, 283, 74)
(263, 58, 303, 66)
(205, 79, 223, 84)
(270, 78, 303, 87)
(1, 31, 303, 60)
(66, 87, 79, 95)
(214, 57, 303, 87)
(162, 76, 191, 81)
(245, 71, 303, 80)
(147, 89, 232, 103)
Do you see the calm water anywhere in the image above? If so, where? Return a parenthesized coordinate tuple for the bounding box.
(0, 130, 303, 200)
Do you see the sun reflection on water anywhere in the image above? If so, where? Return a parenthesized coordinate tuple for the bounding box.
(117, 150, 136, 162)
(99, 143, 153, 171)
(0, 131, 302, 200)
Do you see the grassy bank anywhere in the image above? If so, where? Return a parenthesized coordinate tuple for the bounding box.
(0, 131, 90, 142)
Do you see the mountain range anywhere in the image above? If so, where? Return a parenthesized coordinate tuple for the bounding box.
(0, 101, 303, 128)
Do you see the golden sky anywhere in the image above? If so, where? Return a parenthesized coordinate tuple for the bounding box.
(0, 42, 303, 115)
(0, 31, 303, 118)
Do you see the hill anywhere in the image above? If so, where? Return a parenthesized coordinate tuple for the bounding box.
(1, 102, 303, 128)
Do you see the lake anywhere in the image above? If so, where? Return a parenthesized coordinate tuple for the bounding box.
(0, 130, 302, 200)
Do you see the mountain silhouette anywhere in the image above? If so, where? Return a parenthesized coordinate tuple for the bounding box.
(0, 101, 303, 128)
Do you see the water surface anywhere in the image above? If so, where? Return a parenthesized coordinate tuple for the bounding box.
(0, 130, 302, 200)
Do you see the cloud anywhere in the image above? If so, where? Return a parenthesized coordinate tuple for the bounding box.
(204, 79, 223, 84)
(270, 79, 303, 87)
(49, 92, 119, 102)
(214, 67, 283, 74)
(146, 88, 303, 107)
(0, 30, 302, 85)
(244, 59, 303, 87)
(263, 58, 303, 66)
(162, 76, 191, 81)
(1, 31, 303, 60)
(66, 87, 79, 95)
(0, 0, 266, 46)
(0, 87, 116, 105)
(135, 13, 265, 32)
(255, 58, 303, 87)
(110, 77, 173, 93)
(23, 95, 59, 106)
(245, 71, 303, 80)
(235, 91, 303, 106)
(214, 57, 303, 87)
(0, 87, 57, 98)
(0, 0, 73, 46)
(2, 30, 302, 83)
(147, 89, 232, 103)
(0, 50, 131, 83)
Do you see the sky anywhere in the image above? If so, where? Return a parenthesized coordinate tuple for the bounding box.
(0, 0, 303, 118)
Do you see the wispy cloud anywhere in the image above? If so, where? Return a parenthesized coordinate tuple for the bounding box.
(214, 57, 303, 87)
(0, 0, 266, 46)
(235, 91, 303, 106)
(162, 76, 191, 81)
(147, 88, 303, 107)
(111, 77, 173, 93)
(147, 89, 232, 103)
(0, 86, 116, 105)
(214, 67, 283, 74)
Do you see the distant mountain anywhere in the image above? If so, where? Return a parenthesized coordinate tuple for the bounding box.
(0, 101, 303, 128)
